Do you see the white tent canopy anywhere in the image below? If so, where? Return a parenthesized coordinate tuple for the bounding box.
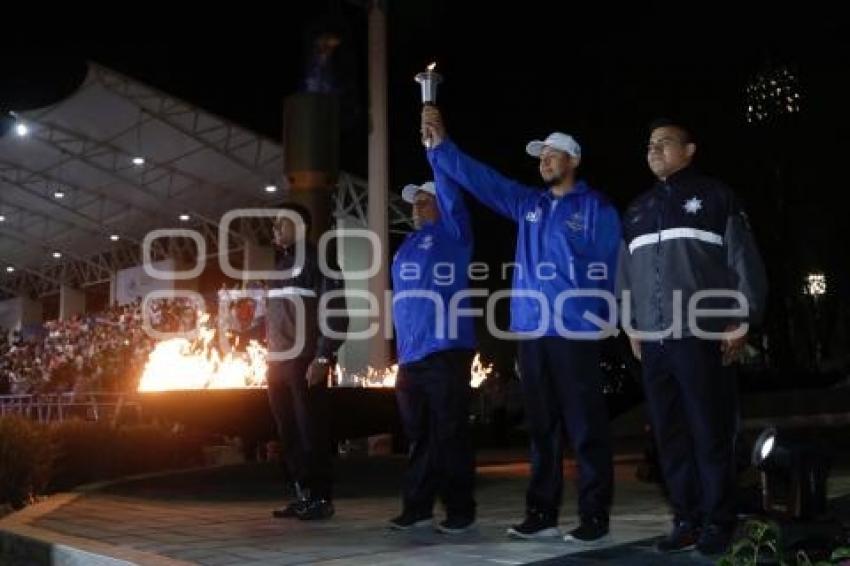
(0, 63, 412, 299)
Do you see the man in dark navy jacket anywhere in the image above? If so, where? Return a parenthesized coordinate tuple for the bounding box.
(267, 204, 348, 521)
(618, 119, 767, 556)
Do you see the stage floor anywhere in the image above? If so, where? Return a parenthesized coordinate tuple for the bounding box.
(2, 454, 850, 565)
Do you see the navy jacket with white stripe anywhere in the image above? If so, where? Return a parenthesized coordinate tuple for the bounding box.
(618, 166, 768, 338)
(266, 241, 348, 361)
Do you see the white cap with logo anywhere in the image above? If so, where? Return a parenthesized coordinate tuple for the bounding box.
(525, 132, 582, 158)
(401, 181, 436, 203)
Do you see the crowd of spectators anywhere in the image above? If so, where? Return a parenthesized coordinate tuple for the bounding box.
(0, 298, 202, 395)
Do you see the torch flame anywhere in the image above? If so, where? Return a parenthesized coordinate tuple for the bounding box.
(427, 62, 436, 72)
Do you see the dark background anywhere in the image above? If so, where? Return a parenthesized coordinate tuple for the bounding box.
(2, 1, 848, 373)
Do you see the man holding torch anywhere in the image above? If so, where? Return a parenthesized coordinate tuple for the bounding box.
(420, 86, 620, 543)
(387, 63, 477, 535)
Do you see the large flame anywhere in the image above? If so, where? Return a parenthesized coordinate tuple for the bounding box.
(335, 353, 492, 388)
(470, 353, 494, 388)
(137, 338, 268, 391)
(427, 62, 437, 72)
(137, 315, 492, 391)
(335, 363, 399, 388)
(138, 314, 267, 391)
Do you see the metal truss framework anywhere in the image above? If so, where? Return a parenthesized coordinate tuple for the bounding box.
(0, 65, 412, 300)
(90, 64, 284, 177)
(334, 172, 413, 235)
(2, 175, 412, 299)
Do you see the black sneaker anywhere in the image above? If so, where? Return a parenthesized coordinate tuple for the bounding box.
(296, 498, 335, 521)
(506, 511, 560, 539)
(563, 515, 610, 544)
(272, 499, 308, 519)
(437, 516, 476, 534)
(388, 510, 434, 530)
(656, 521, 700, 553)
(696, 524, 733, 557)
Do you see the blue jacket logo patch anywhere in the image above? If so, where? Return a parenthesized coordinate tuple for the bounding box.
(565, 211, 585, 232)
(417, 234, 434, 250)
(525, 207, 542, 223)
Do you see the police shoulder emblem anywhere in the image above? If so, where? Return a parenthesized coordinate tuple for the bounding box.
(683, 197, 703, 215)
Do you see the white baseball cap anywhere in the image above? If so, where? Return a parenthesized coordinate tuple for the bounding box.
(525, 132, 582, 158)
(401, 181, 436, 204)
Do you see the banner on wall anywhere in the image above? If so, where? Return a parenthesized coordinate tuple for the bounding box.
(115, 259, 176, 306)
(0, 298, 21, 332)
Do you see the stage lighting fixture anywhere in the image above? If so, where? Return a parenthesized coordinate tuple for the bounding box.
(752, 427, 830, 520)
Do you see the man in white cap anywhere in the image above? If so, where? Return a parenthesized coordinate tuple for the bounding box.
(388, 160, 477, 534)
(421, 107, 621, 544)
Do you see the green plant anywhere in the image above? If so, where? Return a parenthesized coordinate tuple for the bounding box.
(829, 547, 850, 564)
(718, 519, 782, 566)
(48, 420, 204, 491)
(719, 518, 850, 566)
(0, 416, 53, 509)
(48, 420, 120, 490)
(1, 417, 205, 510)
(796, 548, 843, 566)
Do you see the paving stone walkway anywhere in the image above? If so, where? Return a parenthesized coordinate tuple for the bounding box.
(3, 456, 849, 565)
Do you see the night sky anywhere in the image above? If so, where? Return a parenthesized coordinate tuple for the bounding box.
(2, 2, 848, 362)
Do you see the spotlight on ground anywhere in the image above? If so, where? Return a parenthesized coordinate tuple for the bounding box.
(747, 427, 846, 561)
(752, 427, 830, 520)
